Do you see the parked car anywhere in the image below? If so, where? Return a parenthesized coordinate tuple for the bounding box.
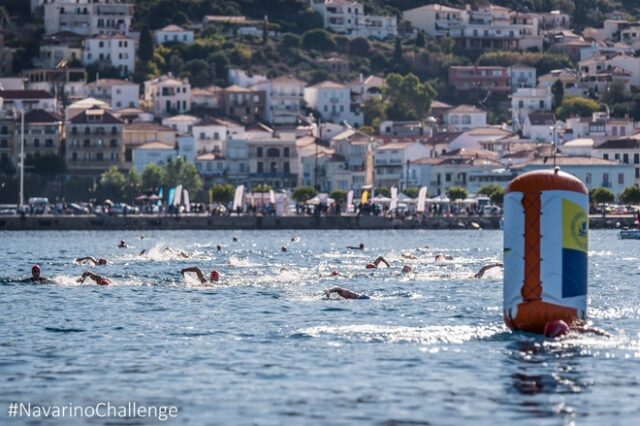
(482, 205, 502, 216)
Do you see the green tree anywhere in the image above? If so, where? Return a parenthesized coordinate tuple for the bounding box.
(141, 163, 165, 192)
(302, 29, 336, 51)
(619, 186, 640, 205)
(330, 190, 347, 203)
(403, 187, 420, 198)
(210, 183, 235, 203)
(393, 37, 404, 63)
(124, 168, 142, 202)
(590, 187, 615, 216)
(447, 186, 468, 201)
(552, 79, 564, 108)
(182, 59, 212, 87)
(292, 186, 317, 203)
(383, 73, 436, 121)
(99, 166, 126, 201)
(349, 37, 371, 56)
(490, 187, 505, 205)
(164, 157, 202, 195)
(376, 187, 391, 197)
(281, 33, 301, 49)
(556, 97, 600, 120)
(363, 97, 386, 127)
(415, 31, 426, 48)
(25, 153, 66, 176)
(602, 80, 628, 105)
(139, 25, 154, 63)
(252, 184, 273, 193)
(477, 184, 503, 197)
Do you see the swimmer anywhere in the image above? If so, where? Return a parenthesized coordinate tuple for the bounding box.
(118, 240, 128, 248)
(435, 254, 454, 261)
(164, 247, 189, 258)
(401, 252, 418, 260)
(216, 244, 222, 252)
(181, 267, 219, 284)
(324, 287, 369, 300)
(366, 256, 390, 269)
(74, 256, 107, 266)
(474, 263, 503, 278)
(77, 271, 110, 285)
(281, 246, 288, 252)
(20, 264, 51, 283)
(347, 243, 365, 250)
(402, 265, 412, 274)
(232, 236, 238, 242)
(544, 320, 610, 338)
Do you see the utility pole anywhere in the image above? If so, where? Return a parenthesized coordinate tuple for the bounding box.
(405, 159, 410, 190)
(16, 108, 25, 210)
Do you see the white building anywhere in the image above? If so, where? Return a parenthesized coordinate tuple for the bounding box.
(154, 25, 195, 45)
(402, 4, 465, 37)
(144, 75, 191, 117)
(445, 105, 487, 132)
(593, 134, 640, 182)
(252, 76, 305, 125)
(522, 112, 558, 143)
(44, 0, 133, 36)
(39, 31, 84, 68)
(516, 156, 635, 196)
(162, 114, 201, 135)
(132, 142, 176, 172)
(564, 112, 636, 140)
(82, 79, 139, 109)
(510, 65, 536, 91)
(511, 87, 553, 131)
(447, 127, 513, 152)
(82, 34, 135, 76)
(192, 117, 244, 154)
(374, 142, 431, 188)
(348, 74, 384, 102)
(304, 81, 363, 127)
(0, 90, 57, 114)
(311, 0, 397, 39)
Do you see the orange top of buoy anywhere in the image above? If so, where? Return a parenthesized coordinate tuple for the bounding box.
(507, 169, 587, 195)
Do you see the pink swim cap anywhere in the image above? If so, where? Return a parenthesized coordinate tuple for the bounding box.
(544, 320, 570, 338)
(97, 258, 107, 265)
(32, 264, 41, 273)
(210, 270, 219, 282)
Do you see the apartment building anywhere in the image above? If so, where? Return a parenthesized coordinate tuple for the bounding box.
(83, 79, 139, 109)
(144, 75, 192, 117)
(304, 81, 363, 127)
(310, 0, 397, 39)
(448, 66, 511, 94)
(65, 106, 124, 173)
(82, 34, 135, 76)
(154, 25, 195, 45)
(44, 0, 133, 36)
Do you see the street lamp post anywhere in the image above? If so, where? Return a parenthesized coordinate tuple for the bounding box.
(14, 108, 25, 210)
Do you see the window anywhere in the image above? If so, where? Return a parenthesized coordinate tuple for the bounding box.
(270, 162, 277, 173)
(634, 154, 639, 164)
(284, 161, 290, 173)
(257, 147, 263, 157)
(85, 127, 90, 135)
(72, 152, 77, 161)
(283, 147, 290, 158)
(445, 173, 451, 182)
(110, 139, 117, 147)
(257, 162, 263, 173)
(83, 139, 90, 147)
(267, 148, 280, 157)
(623, 153, 629, 164)
(615, 153, 620, 160)
(539, 100, 545, 109)
(603, 173, 610, 185)
(618, 173, 624, 185)
(603, 153, 609, 160)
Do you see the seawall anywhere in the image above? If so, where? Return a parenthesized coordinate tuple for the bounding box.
(0, 215, 632, 231)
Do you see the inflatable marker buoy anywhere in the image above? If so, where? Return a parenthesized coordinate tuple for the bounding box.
(503, 168, 588, 334)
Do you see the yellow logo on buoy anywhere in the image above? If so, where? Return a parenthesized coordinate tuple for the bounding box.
(563, 199, 588, 253)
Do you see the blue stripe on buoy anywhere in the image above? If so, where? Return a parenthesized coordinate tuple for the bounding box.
(562, 248, 587, 298)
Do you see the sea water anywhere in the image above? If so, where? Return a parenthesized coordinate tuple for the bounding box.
(0, 230, 639, 425)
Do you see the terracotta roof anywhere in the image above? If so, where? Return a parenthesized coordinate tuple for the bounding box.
(136, 142, 175, 150)
(527, 112, 556, 126)
(23, 109, 62, 124)
(271, 76, 305, 85)
(196, 153, 224, 161)
(447, 104, 485, 114)
(158, 25, 187, 32)
(595, 135, 640, 149)
(307, 81, 346, 90)
(125, 122, 175, 132)
(377, 142, 414, 150)
(68, 107, 123, 125)
(465, 127, 512, 136)
(163, 114, 200, 123)
(0, 90, 54, 100)
(224, 85, 252, 92)
(85, 79, 136, 88)
(521, 156, 623, 166)
(196, 117, 242, 127)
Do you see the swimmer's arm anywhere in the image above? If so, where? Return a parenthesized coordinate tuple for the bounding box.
(181, 267, 206, 283)
(324, 287, 359, 299)
(378, 256, 390, 268)
(74, 256, 97, 265)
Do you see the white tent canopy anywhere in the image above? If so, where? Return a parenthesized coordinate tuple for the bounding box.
(427, 194, 450, 203)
